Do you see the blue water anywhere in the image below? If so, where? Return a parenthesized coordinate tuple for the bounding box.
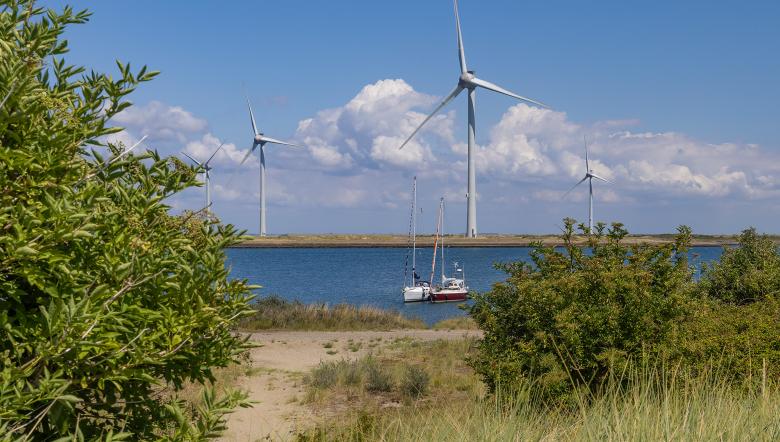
(225, 246, 724, 325)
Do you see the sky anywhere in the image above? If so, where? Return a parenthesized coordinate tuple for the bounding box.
(49, 0, 780, 235)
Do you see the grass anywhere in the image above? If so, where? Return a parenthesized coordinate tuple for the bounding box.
(298, 340, 780, 441)
(431, 316, 478, 330)
(302, 383, 780, 441)
(302, 338, 481, 412)
(238, 295, 426, 331)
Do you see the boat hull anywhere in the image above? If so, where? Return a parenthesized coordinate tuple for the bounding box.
(403, 286, 430, 303)
(429, 290, 468, 303)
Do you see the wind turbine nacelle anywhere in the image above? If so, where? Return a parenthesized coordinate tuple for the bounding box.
(254, 134, 265, 144)
(459, 70, 476, 87)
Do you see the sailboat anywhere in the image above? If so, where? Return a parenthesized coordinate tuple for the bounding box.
(402, 177, 430, 302)
(429, 198, 469, 303)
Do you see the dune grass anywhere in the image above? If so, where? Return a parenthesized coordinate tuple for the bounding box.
(238, 296, 426, 331)
(301, 338, 482, 422)
(431, 316, 478, 330)
(298, 339, 780, 441)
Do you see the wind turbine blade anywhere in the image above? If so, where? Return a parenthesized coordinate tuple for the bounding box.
(470, 77, 548, 108)
(204, 143, 225, 166)
(590, 173, 612, 184)
(258, 136, 300, 148)
(454, 0, 467, 74)
(239, 144, 256, 166)
(398, 85, 464, 150)
(246, 96, 259, 136)
(563, 176, 588, 198)
(109, 135, 148, 164)
(584, 136, 590, 171)
(182, 152, 203, 166)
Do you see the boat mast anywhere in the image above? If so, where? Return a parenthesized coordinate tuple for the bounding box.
(430, 199, 442, 287)
(440, 198, 445, 284)
(412, 176, 417, 284)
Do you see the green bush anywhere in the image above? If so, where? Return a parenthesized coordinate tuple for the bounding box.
(468, 219, 693, 399)
(309, 361, 341, 389)
(365, 362, 394, 393)
(400, 366, 430, 398)
(701, 227, 780, 304)
(670, 297, 780, 381)
(0, 2, 252, 439)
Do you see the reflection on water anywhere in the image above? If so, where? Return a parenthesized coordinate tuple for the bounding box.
(225, 246, 723, 325)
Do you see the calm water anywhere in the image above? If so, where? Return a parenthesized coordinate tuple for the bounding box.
(225, 246, 724, 325)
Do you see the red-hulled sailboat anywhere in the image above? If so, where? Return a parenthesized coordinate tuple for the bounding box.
(428, 198, 468, 303)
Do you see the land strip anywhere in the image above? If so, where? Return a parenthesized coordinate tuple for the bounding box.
(220, 329, 480, 441)
(232, 234, 756, 248)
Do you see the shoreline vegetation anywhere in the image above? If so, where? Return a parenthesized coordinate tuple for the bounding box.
(232, 233, 773, 248)
(298, 339, 780, 441)
(237, 296, 477, 331)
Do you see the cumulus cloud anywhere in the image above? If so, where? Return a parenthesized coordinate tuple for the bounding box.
(294, 79, 451, 173)
(458, 102, 780, 200)
(113, 100, 208, 142)
(183, 133, 258, 168)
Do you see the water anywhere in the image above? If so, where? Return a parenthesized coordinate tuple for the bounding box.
(225, 246, 724, 325)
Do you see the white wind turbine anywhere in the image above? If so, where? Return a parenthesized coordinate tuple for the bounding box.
(239, 96, 299, 237)
(182, 143, 224, 213)
(564, 138, 612, 232)
(398, 0, 547, 238)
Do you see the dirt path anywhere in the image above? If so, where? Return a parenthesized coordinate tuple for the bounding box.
(220, 329, 480, 441)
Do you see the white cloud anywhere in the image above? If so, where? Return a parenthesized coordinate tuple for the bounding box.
(184, 133, 258, 168)
(113, 100, 208, 142)
(463, 102, 780, 200)
(294, 79, 450, 172)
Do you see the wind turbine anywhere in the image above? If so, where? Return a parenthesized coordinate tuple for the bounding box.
(564, 138, 612, 233)
(182, 143, 224, 213)
(398, 0, 547, 238)
(239, 96, 299, 237)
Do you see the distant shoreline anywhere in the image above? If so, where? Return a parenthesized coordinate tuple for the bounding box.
(230, 234, 761, 249)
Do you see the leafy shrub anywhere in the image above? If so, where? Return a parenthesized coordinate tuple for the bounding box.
(701, 227, 780, 304)
(0, 2, 252, 439)
(365, 362, 394, 393)
(468, 219, 693, 399)
(400, 366, 430, 398)
(309, 361, 341, 389)
(670, 297, 780, 381)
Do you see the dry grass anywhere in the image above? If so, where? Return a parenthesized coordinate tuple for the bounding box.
(431, 316, 478, 330)
(302, 338, 482, 417)
(299, 345, 780, 441)
(238, 296, 426, 331)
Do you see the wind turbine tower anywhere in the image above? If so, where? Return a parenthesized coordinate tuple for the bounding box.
(398, 0, 547, 238)
(564, 138, 612, 232)
(182, 143, 223, 213)
(240, 96, 299, 237)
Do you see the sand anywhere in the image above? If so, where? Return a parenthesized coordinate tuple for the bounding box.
(219, 329, 481, 441)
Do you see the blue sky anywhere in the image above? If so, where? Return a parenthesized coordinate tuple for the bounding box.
(52, 0, 780, 234)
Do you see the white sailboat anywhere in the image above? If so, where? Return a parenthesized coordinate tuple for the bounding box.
(402, 177, 430, 302)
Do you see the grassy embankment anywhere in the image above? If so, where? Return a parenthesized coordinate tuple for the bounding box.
(298, 339, 780, 441)
(237, 295, 477, 331)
